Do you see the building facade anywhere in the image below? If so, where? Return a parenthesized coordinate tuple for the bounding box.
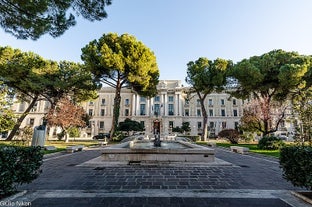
(81, 80, 243, 138)
(8, 80, 295, 139)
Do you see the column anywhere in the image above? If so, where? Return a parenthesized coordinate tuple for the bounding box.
(160, 93, 164, 116)
(150, 98, 154, 116)
(136, 95, 140, 116)
(132, 94, 136, 116)
(179, 93, 183, 116)
(175, 93, 178, 116)
(146, 98, 150, 116)
(164, 93, 168, 116)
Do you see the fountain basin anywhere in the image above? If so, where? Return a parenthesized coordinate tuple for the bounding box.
(102, 140, 215, 163)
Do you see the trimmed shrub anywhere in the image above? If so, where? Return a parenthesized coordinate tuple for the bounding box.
(258, 136, 285, 150)
(280, 146, 312, 190)
(218, 129, 240, 144)
(0, 146, 43, 196)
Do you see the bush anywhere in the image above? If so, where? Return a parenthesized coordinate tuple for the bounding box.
(258, 136, 285, 150)
(280, 146, 312, 190)
(240, 133, 253, 143)
(0, 146, 43, 196)
(218, 129, 240, 144)
(68, 127, 80, 138)
(112, 131, 125, 142)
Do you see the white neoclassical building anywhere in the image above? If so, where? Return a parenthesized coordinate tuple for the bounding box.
(7, 80, 295, 139)
(81, 80, 243, 138)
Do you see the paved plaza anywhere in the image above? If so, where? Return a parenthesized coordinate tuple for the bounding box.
(2, 146, 311, 207)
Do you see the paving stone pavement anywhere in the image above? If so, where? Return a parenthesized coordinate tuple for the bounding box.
(2, 147, 311, 207)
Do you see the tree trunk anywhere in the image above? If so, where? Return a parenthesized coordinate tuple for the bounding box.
(199, 93, 208, 141)
(6, 96, 39, 141)
(64, 130, 69, 143)
(110, 81, 122, 139)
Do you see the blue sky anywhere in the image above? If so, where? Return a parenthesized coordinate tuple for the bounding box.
(1, 0, 312, 84)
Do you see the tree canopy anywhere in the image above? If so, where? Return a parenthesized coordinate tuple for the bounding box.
(81, 33, 159, 137)
(0, 0, 112, 40)
(229, 49, 311, 100)
(186, 57, 232, 141)
(118, 118, 144, 136)
(229, 49, 312, 136)
(0, 46, 98, 140)
(45, 97, 86, 142)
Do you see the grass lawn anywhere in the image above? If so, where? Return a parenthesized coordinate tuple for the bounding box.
(216, 143, 280, 158)
(0, 140, 100, 155)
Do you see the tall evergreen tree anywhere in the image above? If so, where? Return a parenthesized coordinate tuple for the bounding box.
(229, 49, 312, 136)
(0, 0, 112, 40)
(186, 57, 231, 141)
(81, 33, 159, 138)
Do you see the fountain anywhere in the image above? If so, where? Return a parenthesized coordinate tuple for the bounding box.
(154, 133, 161, 147)
(101, 134, 215, 164)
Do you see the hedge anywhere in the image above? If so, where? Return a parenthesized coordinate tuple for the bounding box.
(258, 136, 285, 150)
(280, 146, 312, 190)
(0, 146, 43, 196)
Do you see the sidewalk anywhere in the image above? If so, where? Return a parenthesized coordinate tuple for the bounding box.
(1, 147, 310, 207)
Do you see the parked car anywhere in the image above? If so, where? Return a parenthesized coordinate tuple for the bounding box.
(93, 133, 110, 140)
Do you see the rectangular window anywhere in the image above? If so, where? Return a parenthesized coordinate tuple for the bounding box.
(125, 109, 129, 116)
(101, 98, 106, 105)
(209, 122, 215, 129)
(185, 109, 189, 116)
(29, 118, 35, 126)
(209, 109, 213, 116)
(221, 109, 226, 117)
(185, 99, 190, 105)
(197, 109, 201, 116)
(221, 121, 227, 129)
(99, 121, 104, 129)
(197, 99, 201, 105)
(280, 120, 285, 128)
(233, 109, 238, 117)
(87, 121, 92, 128)
(168, 96, 174, 102)
(233, 99, 237, 106)
(208, 99, 213, 106)
(88, 109, 93, 116)
(89, 101, 94, 105)
(140, 121, 145, 128)
(125, 98, 130, 106)
(31, 103, 38, 112)
(235, 122, 239, 130)
(100, 109, 105, 116)
(140, 104, 146, 115)
(154, 96, 160, 102)
(44, 101, 50, 110)
(169, 121, 174, 128)
(197, 122, 202, 129)
(168, 104, 174, 115)
(221, 99, 225, 106)
(154, 104, 160, 116)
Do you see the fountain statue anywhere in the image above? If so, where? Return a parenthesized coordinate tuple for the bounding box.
(154, 133, 161, 147)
